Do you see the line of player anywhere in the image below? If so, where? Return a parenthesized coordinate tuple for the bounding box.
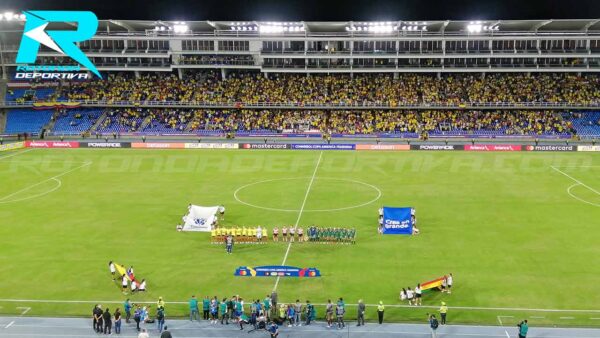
(211, 226, 357, 244)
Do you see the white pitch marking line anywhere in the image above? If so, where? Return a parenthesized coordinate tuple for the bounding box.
(591, 318, 600, 320)
(4, 321, 14, 329)
(567, 183, 600, 207)
(530, 316, 545, 319)
(1, 298, 600, 314)
(16, 306, 30, 315)
(273, 151, 323, 291)
(551, 166, 600, 196)
(0, 148, 33, 160)
(0, 162, 91, 202)
(560, 316, 575, 320)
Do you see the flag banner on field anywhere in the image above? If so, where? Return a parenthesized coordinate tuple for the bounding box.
(114, 263, 129, 281)
(234, 266, 321, 278)
(421, 276, 445, 292)
(382, 207, 413, 235)
(181, 205, 219, 232)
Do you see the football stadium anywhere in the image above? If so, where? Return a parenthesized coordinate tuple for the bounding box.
(0, 1, 600, 337)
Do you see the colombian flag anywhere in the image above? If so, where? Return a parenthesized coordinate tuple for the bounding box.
(421, 276, 445, 292)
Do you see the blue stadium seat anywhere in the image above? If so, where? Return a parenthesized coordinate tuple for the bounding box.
(5, 109, 54, 134)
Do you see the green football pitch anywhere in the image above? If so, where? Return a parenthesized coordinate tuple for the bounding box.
(0, 148, 599, 326)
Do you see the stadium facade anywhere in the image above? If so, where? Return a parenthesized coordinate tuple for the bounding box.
(1, 19, 600, 77)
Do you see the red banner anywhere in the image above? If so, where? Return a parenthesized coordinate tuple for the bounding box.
(356, 144, 410, 151)
(25, 141, 80, 148)
(464, 144, 521, 152)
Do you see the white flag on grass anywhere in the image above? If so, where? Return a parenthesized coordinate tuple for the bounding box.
(181, 205, 219, 232)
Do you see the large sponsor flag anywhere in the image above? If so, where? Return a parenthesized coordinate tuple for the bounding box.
(382, 207, 413, 235)
(181, 205, 219, 232)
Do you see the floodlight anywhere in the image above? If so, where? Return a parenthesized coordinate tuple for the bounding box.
(4, 12, 13, 21)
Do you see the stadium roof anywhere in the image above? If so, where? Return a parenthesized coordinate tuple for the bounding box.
(2, 18, 600, 35)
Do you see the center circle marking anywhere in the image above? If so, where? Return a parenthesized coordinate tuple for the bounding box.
(233, 177, 382, 212)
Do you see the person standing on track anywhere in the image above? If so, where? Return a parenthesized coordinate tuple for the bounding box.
(428, 314, 439, 338)
(94, 304, 103, 333)
(114, 308, 122, 334)
(92, 304, 100, 332)
(270, 291, 278, 311)
(220, 298, 229, 324)
(326, 299, 334, 328)
(377, 301, 385, 324)
(518, 319, 529, 338)
(439, 302, 448, 325)
(356, 299, 365, 326)
(202, 296, 210, 320)
(103, 307, 112, 334)
(335, 303, 345, 329)
(189, 295, 199, 321)
(124, 299, 132, 324)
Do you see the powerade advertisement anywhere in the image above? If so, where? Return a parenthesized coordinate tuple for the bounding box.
(382, 207, 413, 235)
(234, 266, 321, 278)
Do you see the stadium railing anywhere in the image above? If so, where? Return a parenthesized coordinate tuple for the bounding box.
(4, 100, 600, 109)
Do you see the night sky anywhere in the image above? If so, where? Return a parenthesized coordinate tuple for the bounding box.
(2, 0, 600, 21)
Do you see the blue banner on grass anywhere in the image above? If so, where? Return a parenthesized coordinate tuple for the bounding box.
(235, 266, 321, 278)
(382, 207, 413, 235)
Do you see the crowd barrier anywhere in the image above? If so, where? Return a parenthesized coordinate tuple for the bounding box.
(16, 141, 600, 152)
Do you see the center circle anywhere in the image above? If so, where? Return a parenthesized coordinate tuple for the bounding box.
(233, 177, 382, 212)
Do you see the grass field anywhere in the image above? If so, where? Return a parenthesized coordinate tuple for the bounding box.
(0, 148, 599, 327)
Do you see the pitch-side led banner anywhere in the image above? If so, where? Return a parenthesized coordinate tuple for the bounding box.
(291, 144, 355, 150)
(234, 266, 321, 278)
(25, 141, 79, 148)
(578, 145, 600, 152)
(356, 144, 410, 151)
(524, 145, 576, 152)
(184, 143, 239, 149)
(464, 144, 522, 151)
(382, 207, 413, 235)
(241, 143, 291, 149)
(131, 142, 185, 149)
(0, 142, 25, 152)
(410, 144, 464, 151)
(80, 142, 131, 148)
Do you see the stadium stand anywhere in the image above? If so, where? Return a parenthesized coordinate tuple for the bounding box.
(51, 109, 104, 135)
(563, 112, 600, 138)
(4, 109, 54, 134)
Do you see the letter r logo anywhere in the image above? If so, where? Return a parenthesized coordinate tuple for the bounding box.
(16, 11, 101, 78)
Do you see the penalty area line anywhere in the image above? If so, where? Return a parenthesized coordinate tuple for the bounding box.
(0, 162, 91, 202)
(0, 148, 34, 161)
(551, 166, 600, 196)
(273, 151, 323, 291)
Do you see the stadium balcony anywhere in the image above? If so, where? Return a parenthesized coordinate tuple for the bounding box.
(4, 109, 54, 135)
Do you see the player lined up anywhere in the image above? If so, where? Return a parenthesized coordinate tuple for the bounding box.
(211, 226, 267, 244)
(306, 226, 356, 244)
